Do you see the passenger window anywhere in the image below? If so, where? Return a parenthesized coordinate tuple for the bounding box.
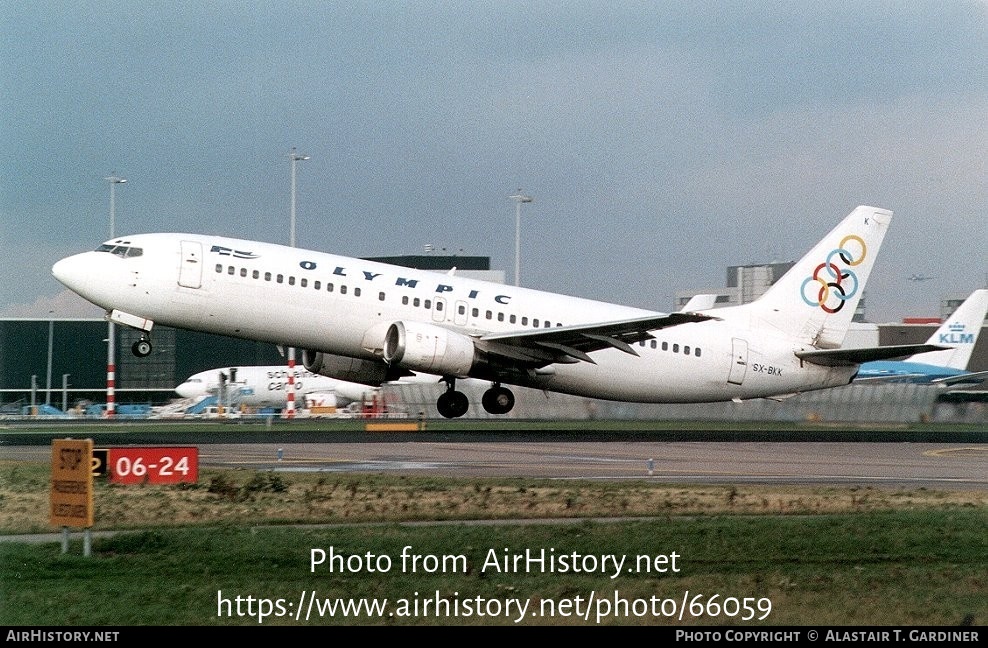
(265, 272, 272, 281)
(673, 344, 679, 353)
(662, 341, 668, 351)
(354, 288, 361, 297)
(341, 285, 348, 295)
(379, 292, 386, 301)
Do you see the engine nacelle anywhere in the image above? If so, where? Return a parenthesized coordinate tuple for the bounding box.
(383, 321, 476, 377)
(301, 350, 400, 386)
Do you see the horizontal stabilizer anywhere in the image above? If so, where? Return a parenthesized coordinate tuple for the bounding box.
(931, 370, 988, 385)
(796, 344, 949, 367)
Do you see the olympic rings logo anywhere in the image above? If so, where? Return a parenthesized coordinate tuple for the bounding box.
(800, 234, 867, 314)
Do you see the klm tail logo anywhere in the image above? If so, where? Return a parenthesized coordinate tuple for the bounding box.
(940, 323, 974, 345)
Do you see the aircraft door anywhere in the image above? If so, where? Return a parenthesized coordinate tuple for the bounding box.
(178, 241, 203, 289)
(453, 300, 469, 326)
(728, 338, 748, 385)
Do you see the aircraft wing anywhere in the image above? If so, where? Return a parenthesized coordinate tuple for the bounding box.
(796, 344, 949, 367)
(476, 312, 717, 366)
(931, 370, 988, 385)
(851, 373, 929, 384)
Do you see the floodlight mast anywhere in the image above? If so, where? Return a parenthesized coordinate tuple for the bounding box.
(286, 149, 309, 419)
(508, 191, 533, 287)
(104, 175, 126, 417)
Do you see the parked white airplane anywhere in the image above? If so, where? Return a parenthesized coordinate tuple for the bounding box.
(52, 205, 944, 418)
(853, 288, 988, 384)
(175, 365, 378, 408)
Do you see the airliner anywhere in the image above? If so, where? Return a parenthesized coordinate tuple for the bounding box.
(854, 288, 988, 384)
(51, 205, 945, 418)
(175, 365, 379, 408)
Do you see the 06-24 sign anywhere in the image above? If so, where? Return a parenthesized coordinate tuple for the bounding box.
(108, 447, 198, 485)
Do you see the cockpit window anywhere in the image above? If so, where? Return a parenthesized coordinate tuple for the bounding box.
(96, 243, 143, 258)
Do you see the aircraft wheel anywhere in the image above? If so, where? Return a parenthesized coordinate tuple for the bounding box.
(437, 390, 469, 418)
(482, 386, 515, 415)
(132, 339, 152, 357)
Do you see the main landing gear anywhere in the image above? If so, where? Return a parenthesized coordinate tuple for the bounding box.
(131, 334, 153, 358)
(436, 378, 516, 418)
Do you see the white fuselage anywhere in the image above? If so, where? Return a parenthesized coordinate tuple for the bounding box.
(175, 366, 376, 407)
(52, 233, 855, 403)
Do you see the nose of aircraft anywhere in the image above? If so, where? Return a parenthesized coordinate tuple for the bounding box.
(52, 253, 88, 289)
(174, 382, 201, 398)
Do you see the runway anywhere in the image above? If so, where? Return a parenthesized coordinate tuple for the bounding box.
(99, 440, 988, 490)
(4, 420, 986, 491)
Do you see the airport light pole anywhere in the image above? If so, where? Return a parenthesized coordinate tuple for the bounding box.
(289, 148, 309, 248)
(105, 175, 126, 417)
(286, 149, 308, 419)
(106, 175, 126, 239)
(509, 191, 533, 287)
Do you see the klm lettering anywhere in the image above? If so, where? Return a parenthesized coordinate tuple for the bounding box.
(939, 332, 974, 344)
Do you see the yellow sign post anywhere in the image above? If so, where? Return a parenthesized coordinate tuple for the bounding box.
(50, 438, 94, 555)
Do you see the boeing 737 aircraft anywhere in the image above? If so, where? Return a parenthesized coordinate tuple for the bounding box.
(854, 288, 988, 384)
(52, 205, 945, 418)
(175, 365, 379, 408)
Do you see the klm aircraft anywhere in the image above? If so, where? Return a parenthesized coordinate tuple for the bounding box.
(854, 289, 988, 385)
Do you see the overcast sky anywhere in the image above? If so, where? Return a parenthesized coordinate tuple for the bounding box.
(2, 1, 986, 323)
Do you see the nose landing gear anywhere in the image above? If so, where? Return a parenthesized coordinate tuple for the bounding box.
(132, 334, 152, 358)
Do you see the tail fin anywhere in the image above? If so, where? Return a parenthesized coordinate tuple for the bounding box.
(746, 205, 892, 348)
(909, 288, 988, 369)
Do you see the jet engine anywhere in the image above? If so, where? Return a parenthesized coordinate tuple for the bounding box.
(301, 350, 403, 386)
(383, 321, 477, 376)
